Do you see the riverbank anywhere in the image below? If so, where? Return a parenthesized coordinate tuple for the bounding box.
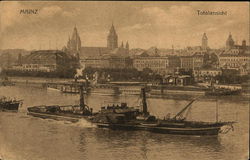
(2, 76, 249, 101)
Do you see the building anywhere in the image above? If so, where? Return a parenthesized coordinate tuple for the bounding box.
(125, 41, 129, 51)
(193, 68, 222, 82)
(219, 53, 250, 75)
(8, 50, 75, 72)
(82, 47, 131, 69)
(203, 52, 219, 68)
(65, 24, 131, 69)
(65, 26, 81, 58)
(81, 57, 109, 69)
(226, 33, 235, 49)
(132, 52, 181, 75)
(0, 49, 30, 68)
(108, 55, 133, 69)
(219, 36, 250, 75)
(225, 40, 250, 55)
(193, 52, 204, 69)
(107, 23, 118, 50)
(65, 24, 129, 59)
(180, 52, 211, 71)
(180, 56, 194, 71)
(224, 33, 249, 53)
(109, 47, 132, 69)
(133, 53, 169, 74)
(79, 47, 110, 59)
(82, 55, 132, 70)
(184, 33, 210, 55)
(79, 24, 130, 68)
(201, 33, 208, 50)
(163, 75, 194, 86)
(167, 56, 181, 73)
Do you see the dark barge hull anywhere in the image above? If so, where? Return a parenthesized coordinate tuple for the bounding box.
(61, 91, 79, 94)
(205, 90, 241, 96)
(27, 111, 90, 123)
(95, 123, 222, 135)
(0, 102, 20, 111)
(148, 126, 221, 135)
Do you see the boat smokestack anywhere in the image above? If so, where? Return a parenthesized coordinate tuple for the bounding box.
(141, 88, 149, 116)
(79, 85, 85, 110)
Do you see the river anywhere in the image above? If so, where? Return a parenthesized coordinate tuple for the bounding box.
(0, 85, 249, 160)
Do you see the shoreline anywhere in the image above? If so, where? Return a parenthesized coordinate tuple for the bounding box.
(1, 85, 249, 102)
(1, 76, 249, 102)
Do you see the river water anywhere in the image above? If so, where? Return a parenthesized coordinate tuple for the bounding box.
(0, 86, 249, 160)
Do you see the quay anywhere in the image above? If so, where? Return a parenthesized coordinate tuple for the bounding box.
(3, 76, 249, 101)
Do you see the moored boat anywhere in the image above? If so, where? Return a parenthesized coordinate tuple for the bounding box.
(0, 96, 22, 111)
(205, 88, 241, 96)
(47, 86, 61, 92)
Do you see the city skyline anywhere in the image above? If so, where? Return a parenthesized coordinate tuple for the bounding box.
(1, 1, 249, 50)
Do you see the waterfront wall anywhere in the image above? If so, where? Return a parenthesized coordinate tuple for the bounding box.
(5, 76, 249, 99)
(8, 76, 71, 86)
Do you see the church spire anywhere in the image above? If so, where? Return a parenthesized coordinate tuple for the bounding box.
(202, 32, 208, 50)
(202, 33, 208, 40)
(226, 32, 234, 49)
(126, 41, 129, 50)
(67, 25, 82, 58)
(107, 23, 118, 50)
(121, 41, 124, 48)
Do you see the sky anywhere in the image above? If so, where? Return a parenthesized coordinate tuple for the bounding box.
(0, 1, 249, 50)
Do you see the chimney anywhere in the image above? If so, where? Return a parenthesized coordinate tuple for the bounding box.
(141, 88, 149, 116)
(79, 85, 85, 110)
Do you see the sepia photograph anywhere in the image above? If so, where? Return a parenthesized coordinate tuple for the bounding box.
(0, 1, 249, 160)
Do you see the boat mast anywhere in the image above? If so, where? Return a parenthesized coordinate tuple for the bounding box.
(79, 85, 85, 111)
(141, 88, 149, 116)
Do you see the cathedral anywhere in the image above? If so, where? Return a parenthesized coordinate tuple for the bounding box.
(224, 33, 249, 54)
(106, 23, 129, 51)
(107, 23, 118, 50)
(65, 23, 129, 59)
(65, 26, 81, 58)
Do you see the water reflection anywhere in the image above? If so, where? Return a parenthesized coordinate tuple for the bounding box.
(89, 128, 224, 159)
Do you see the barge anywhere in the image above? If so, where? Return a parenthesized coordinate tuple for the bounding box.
(0, 96, 22, 111)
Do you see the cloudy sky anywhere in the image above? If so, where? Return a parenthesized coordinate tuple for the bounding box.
(0, 1, 249, 50)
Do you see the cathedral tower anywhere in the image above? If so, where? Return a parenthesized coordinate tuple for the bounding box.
(226, 33, 235, 49)
(107, 23, 118, 50)
(120, 41, 124, 48)
(201, 33, 208, 50)
(67, 26, 81, 58)
(126, 41, 129, 51)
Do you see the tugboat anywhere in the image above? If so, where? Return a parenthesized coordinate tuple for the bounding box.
(0, 96, 22, 111)
(27, 85, 93, 122)
(91, 88, 235, 135)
